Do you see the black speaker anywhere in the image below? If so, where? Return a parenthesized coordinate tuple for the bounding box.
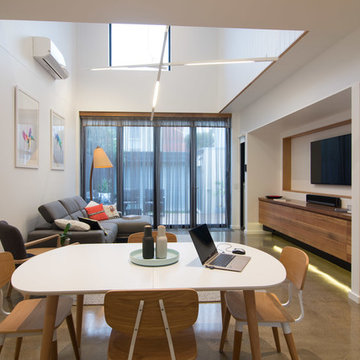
(306, 194, 341, 207)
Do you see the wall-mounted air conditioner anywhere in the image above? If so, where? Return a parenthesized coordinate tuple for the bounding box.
(33, 37, 69, 79)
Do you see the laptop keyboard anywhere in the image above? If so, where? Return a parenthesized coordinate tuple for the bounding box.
(209, 253, 235, 267)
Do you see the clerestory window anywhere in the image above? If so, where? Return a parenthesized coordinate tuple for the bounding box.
(109, 24, 170, 70)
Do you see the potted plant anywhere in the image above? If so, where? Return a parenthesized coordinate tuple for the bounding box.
(60, 223, 71, 246)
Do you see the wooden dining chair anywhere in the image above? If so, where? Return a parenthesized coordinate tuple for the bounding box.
(0, 251, 80, 360)
(219, 246, 309, 360)
(0, 220, 60, 297)
(127, 231, 177, 243)
(104, 289, 198, 360)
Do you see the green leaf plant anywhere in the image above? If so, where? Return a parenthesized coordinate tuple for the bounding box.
(60, 223, 71, 246)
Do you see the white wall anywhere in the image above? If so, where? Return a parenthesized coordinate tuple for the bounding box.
(75, 24, 219, 112)
(0, 20, 77, 236)
(246, 128, 282, 232)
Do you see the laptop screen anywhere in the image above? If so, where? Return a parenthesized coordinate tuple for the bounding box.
(189, 224, 218, 264)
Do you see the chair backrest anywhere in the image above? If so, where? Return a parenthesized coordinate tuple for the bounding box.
(0, 252, 15, 289)
(104, 289, 198, 337)
(0, 221, 28, 260)
(280, 246, 309, 291)
(128, 231, 177, 243)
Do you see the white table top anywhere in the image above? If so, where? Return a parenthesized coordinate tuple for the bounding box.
(12, 242, 286, 296)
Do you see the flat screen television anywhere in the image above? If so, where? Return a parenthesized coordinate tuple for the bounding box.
(310, 134, 351, 185)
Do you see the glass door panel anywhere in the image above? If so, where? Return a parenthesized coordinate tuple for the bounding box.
(123, 127, 153, 219)
(196, 127, 226, 225)
(159, 127, 190, 226)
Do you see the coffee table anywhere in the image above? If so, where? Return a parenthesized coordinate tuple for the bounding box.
(11, 242, 286, 359)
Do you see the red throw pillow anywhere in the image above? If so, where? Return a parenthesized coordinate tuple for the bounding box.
(85, 204, 109, 221)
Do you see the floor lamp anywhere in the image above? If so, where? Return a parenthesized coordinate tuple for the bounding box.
(89, 146, 113, 201)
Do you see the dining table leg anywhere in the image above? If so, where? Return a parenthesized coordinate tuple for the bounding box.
(40, 295, 59, 360)
(243, 290, 261, 360)
(76, 294, 84, 348)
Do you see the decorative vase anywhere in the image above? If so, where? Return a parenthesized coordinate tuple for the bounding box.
(142, 225, 154, 259)
(61, 237, 70, 246)
(156, 225, 167, 259)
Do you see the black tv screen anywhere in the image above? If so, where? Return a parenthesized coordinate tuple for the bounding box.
(311, 134, 351, 185)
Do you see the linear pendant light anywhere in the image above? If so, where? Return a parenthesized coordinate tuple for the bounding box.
(91, 57, 278, 71)
(150, 25, 170, 121)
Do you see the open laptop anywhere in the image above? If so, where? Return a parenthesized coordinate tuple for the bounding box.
(189, 224, 251, 272)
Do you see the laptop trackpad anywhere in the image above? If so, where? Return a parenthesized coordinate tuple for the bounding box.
(227, 255, 251, 271)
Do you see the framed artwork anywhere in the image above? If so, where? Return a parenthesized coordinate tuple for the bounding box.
(50, 110, 65, 170)
(15, 87, 39, 168)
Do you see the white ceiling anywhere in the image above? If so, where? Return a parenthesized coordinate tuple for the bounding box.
(2, 0, 360, 112)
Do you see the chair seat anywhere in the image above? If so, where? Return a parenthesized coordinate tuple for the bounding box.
(226, 290, 294, 324)
(0, 296, 73, 334)
(108, 327, 197, 360)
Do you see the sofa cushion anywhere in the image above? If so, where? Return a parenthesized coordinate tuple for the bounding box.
(103, 204, 121, 219)
(103, 215, 152, 237)
(60, 196, 88, 219)
(85, 204, 109, 221)
(78, 217, 106, 231)
(38, 201, 71, 223)
(86, 200, 120, 219)
(55, 219, 90, 231)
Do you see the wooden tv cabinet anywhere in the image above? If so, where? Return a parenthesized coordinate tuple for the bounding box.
(259, 197, 351, 263)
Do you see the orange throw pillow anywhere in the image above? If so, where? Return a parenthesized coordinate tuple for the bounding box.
(85, 204, 109, 221)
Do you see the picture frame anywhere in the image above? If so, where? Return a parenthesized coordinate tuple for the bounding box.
(50, 110, 65, 170)
(15, 87, 39, 168)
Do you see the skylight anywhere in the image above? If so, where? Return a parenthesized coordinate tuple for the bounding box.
(110, 24, 170, 70)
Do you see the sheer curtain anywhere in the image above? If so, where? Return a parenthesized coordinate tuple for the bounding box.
(196, 127, 227, 225)
(123, 127, 153, 218)
(159, 127, 190, 226)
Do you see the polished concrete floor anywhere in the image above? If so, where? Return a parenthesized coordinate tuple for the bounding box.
(1, 230, 360, 359)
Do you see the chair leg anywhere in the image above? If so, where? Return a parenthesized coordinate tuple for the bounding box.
(219, 307, 231, 352)
(232, 329, 243, 360)
(50, 340, 58, 360)
(272, 327, 281, 352)
(0, 334, 4, 355)
(66, 314, 81, 360)
(282, 323, 299, 360)
(14, 337, 23, 360)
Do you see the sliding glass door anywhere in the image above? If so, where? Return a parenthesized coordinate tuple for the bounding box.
(81, 114, 231, 228)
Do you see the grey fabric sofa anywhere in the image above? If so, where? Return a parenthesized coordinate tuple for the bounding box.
(27, 196, 151, 245)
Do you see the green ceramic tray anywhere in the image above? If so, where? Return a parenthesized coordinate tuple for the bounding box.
(129, 248, 179, 267)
